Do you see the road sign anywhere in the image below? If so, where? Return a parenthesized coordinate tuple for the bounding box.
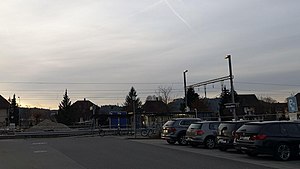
(224, 103, 239, 109)
(287, 96, 298, 113)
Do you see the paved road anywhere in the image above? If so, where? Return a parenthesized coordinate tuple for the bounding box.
(0, 136, 298, 169)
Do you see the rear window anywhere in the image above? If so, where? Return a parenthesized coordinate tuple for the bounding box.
(237, 124, 262, 133)
(209, 123, 220, 130)
(218, 123, 235, 132)
(180, 120, 198, 126)
(281, 123, 300, 136)
(188, 123, 202, 129)
(163, 121, 175, 127)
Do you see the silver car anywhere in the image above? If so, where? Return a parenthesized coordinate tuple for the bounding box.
(161, 118, 201, 145)
(186, 121, 220, 149)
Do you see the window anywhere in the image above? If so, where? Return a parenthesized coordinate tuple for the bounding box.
(209, 123, 220, 130)
(189, 123, 202, 129)
(262, 124, 281, 136)
(164, 121, 175, 127)
(180, 120, 195, 126)
(282, 123, 300, 137)
(237, 124, 262, 133)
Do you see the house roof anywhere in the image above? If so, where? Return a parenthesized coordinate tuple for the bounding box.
(0, 95, 10, 109)
(237, 94, 259, 106)
(143, 100, 168, 113)
(168, 98, 184, 112)
(71, 99, 99, 110)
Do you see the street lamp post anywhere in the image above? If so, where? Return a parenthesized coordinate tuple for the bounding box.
(225, 55, 237, 121)
(18, 97, 21, 128)
(183, 70, 188, 112)
(132, 96, 136, 138)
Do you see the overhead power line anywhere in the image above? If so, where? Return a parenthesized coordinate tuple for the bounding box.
(0, 81, 183, 85)
(235, 81, 300, 87)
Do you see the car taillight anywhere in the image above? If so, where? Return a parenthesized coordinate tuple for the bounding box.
(251, 134, 267, 140)
(231, 130, 236, 137)
(196, 130, 205, 135)
(168, 127, 176, 133)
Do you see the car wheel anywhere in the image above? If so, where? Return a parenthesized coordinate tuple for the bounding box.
(141, 129, 148, 137)
(178, 134, 187, 145)
(274, 143, 291, 161)
(166, 139, 176, 145)
(204, 137, 216, 149)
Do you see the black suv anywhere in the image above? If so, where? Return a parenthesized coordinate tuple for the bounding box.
(235, 121, 300, 161)
(161, 118, 201, 145)
(217, 121, 249, 151)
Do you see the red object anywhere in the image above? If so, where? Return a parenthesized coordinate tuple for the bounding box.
(168, 127, 176, 133)
(196, 130, 205, 135)
(251, 134, 267, 140)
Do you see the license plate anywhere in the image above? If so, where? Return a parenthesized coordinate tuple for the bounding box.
(241, 147, 247, 150)
(240, 136, 250, 140)
(219, 139, 227, 144)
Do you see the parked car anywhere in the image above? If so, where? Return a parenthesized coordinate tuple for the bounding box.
(161, 118, 201, 145)
(186, 121, 220, 149)
(235, 121, 300, 161)
(217, 121, 249, 151)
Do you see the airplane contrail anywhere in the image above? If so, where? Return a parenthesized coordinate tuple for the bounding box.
(164, 0, 193, 32)
(129, 0, 164, 18)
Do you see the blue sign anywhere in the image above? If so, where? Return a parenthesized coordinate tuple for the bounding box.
(287, 96, 298, 113)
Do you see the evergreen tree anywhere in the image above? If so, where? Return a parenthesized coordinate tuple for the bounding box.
(56, 89, 73, 125)
(219, 87, 238, 120)
(124, 87, 142, 112)
(9, 94, 19, 125)
(186, 87, 199, 109)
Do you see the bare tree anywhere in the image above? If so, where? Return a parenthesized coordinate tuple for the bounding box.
(260, 96, 277, 103)
(156, 86, 173, 104)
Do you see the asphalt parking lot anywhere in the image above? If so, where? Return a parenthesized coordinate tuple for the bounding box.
(132, 139, 300, 169)
(0, 136, 299, 169)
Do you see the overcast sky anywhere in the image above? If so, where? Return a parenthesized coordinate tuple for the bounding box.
(0, 0, 299, 109)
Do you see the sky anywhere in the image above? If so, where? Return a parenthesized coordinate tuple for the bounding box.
(0, 0, 300, 109)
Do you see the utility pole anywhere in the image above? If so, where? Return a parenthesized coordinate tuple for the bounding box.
(183, 70, 188, 112)
(225, 55, 237, 121)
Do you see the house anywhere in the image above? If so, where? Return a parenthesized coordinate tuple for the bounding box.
(142, 99, 169, 127)
(168, 98, 184, 113)
(220, 94, 277, 120)
(204, 98, 221, 120)
(236, 94, 260, 117)
(71, 99, 99, 124)
(0, 95, 10, 127)
(99, 105, 127, 128)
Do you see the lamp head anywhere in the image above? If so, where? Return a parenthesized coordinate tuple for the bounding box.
(225, 55, 231, 59)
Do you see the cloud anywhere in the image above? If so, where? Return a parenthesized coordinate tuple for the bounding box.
(0, 0, 300, 108)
